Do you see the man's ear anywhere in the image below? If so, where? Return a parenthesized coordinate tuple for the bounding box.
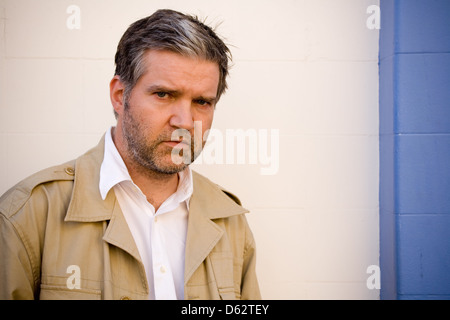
(110, 75, 126, 117)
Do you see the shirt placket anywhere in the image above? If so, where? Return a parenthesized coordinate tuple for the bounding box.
(151, 213, 177, 300)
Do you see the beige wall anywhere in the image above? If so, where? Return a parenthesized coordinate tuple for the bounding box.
(0, 0, 380, 299)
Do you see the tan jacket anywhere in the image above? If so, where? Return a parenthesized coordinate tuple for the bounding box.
(0, 137, 260, 300)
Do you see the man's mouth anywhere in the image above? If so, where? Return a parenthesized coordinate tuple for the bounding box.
(163, 140, 190, 148)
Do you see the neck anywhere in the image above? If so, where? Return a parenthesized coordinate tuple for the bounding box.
(129, 167, 179, 211)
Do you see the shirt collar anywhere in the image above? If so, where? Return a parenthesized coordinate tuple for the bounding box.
(99, 127, 194, 207)
(175, 164, 193, 209)
(99, 127, 132, 200)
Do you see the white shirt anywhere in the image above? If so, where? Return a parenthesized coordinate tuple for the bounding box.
(99, 127, 193, 300)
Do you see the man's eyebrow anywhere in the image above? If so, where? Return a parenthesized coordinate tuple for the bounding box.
(145, 84, 179, 95)
(146, 84, 217, 103)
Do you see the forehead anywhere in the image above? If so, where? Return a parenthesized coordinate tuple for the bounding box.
(137, 50, 220, 94)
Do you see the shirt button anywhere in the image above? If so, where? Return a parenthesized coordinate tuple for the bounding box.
(160, 266, 166, 274)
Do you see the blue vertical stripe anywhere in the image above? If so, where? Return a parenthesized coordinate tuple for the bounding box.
(379, 0, 450, 300)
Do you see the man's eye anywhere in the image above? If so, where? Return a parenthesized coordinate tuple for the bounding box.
(195, 99, 210, 106)
(155, 92, 168, 98)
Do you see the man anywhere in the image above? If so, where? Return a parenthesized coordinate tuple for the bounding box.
(0, 9, 260, 300)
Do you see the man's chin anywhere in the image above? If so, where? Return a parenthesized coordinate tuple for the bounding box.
(151, 154, 190, 175)
(133, 144, 194, 176)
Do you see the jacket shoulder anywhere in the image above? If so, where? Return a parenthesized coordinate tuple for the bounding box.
(0, 160, 76, 218)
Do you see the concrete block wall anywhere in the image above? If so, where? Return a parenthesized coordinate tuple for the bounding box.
(379, 0, 450, 299)
(0, 0, 380, 299)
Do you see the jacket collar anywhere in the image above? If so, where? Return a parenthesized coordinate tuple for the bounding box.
(64, 135, 143, 263)
(65, 135, 113, 222)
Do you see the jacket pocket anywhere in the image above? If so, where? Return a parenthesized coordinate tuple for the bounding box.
(209, 252, 240, 300)
(40, 284, 101, 300)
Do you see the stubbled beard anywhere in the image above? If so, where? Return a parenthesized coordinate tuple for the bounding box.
(121, 103, 196, 176)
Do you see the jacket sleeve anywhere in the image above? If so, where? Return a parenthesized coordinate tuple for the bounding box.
(0, 213, 36, 300)
(240, 218, 261, 300)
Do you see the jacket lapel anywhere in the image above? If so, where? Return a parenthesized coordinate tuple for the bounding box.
(184, 197, 224, 283)
(184, 172, 249, 284)
(101, 194, 143, 263)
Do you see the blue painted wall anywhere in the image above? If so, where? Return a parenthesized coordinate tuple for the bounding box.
(379, 0, 450, 299)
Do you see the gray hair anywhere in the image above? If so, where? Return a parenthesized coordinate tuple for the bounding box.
(113, 9, 232, 118)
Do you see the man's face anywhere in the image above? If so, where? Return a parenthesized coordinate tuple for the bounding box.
(115, 50, 219, 175)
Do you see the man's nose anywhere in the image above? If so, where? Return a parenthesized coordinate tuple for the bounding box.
(169, 100, 195, 130)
